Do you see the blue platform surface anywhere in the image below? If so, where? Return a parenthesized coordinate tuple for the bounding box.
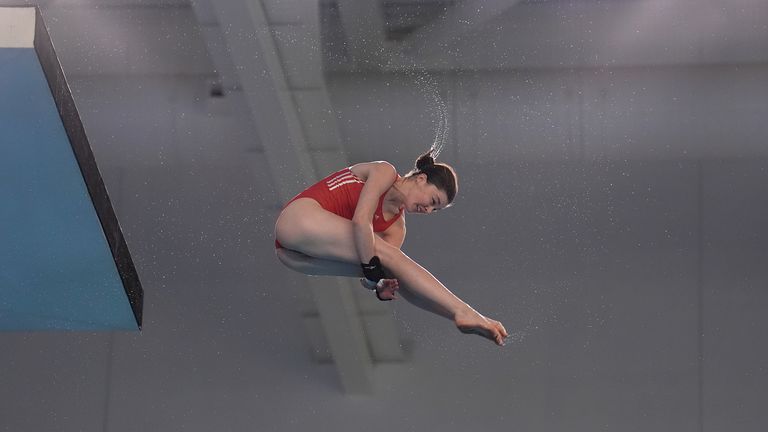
(0, 9, 141, 330)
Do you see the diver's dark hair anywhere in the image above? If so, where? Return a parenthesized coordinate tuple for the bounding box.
(406, 150, 458, 205)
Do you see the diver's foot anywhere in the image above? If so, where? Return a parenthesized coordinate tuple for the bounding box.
(454, 310, 508, 346)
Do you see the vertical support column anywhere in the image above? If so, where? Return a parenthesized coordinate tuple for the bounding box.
(309, 278, 373, 394)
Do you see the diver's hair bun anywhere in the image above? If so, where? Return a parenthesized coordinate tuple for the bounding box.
(415, 151, 435, 171)
(407, 148, 458, 205)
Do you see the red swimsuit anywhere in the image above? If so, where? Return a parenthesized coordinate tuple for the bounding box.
(274, 167, 404, 249)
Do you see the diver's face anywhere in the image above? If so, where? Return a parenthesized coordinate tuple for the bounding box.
(407, 174, 449, 215)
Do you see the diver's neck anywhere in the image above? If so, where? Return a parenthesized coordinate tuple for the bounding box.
(385, 177, 408, 212)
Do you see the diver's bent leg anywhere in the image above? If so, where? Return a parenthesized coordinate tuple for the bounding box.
(276, 213, 506, 344)
(377, 246, 508, 345)
(374, 241, 473, 321)
(276, 199, 471, 319)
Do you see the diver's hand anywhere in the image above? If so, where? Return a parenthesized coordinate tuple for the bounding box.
(359, 278, 400, 301)
(454, 309, 508, 346)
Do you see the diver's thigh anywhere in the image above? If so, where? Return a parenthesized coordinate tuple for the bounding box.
(275, 198, 322, 248)
(275, 198, 359, 262)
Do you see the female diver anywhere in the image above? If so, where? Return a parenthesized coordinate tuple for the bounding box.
(274, 151, 509, 346)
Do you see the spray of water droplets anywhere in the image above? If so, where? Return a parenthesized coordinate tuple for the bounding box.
(411, 71, 450, 160)
(267, 16, 452, 161)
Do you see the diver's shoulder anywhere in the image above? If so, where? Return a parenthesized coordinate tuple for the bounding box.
(349, 161, 396, 181)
